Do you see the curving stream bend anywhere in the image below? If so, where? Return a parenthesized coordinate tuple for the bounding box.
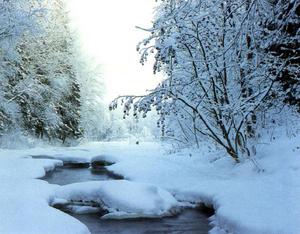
(42, 162, 212, 234)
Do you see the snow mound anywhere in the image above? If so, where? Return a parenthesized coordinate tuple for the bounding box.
(52, 180, 179, 219)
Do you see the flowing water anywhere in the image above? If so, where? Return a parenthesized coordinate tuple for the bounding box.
(43, 165, 212, 234)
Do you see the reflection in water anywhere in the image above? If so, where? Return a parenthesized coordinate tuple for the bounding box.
(43, 166, 211, 234)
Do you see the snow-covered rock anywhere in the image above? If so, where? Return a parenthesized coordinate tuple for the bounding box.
(91, 155, 115, 168)
(52, 180, 180, 219)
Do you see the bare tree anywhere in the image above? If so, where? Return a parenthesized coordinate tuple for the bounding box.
(111, 0, 290, 162)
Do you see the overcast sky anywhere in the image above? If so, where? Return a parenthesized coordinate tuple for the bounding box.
(67, 0, 160, 103)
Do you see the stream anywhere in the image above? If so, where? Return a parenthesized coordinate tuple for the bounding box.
(43, 164, 212, 234)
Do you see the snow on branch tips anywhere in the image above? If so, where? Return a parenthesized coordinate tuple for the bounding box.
(111, 0, 300, 163)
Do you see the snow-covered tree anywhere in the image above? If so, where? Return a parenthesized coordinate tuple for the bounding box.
(16, 0, 82, 143)
(75, 54, 108, 141)
(111, 0, 294, 162)
(263, 0, 300, 111)
(0, 0, 83, 145)
(0, 0, 41, 138)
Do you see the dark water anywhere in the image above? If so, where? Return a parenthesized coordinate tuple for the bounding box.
(43, 167, 114, 185)
(43, 166, 211, 234)
(71, 210, 210, 234)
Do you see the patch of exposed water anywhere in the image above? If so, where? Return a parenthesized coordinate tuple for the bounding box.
(41, 159, 212, 234)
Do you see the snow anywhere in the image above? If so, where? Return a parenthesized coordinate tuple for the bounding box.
(85, 139, 300, 234)
(52, 180, 179, 219)
(0, 136, 299, 233)
(0, 152, 90, 234)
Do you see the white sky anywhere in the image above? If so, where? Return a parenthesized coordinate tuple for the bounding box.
(67, 0, 160, 103)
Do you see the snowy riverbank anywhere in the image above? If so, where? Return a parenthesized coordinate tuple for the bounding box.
(0, 136, 299, 234)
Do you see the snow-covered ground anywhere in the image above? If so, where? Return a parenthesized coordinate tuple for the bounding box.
(0, 136, 299, 234)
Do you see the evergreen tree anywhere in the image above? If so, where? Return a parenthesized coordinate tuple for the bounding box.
(0, 0, 82, 144)
(264, 0, 300, 111)
(0, 0, 40, 138)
